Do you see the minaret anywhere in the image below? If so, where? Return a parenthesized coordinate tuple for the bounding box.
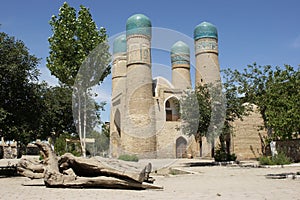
(112, 34, 127, 97)
(171, 41, 191, 90)
(110, 34, 127, 158)
(123, 14, 156, 158)
(194, 22, 222, 158)
(194, 22, 220, 86)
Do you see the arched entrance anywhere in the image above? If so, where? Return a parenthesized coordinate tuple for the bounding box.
(176, 136, 187, 158)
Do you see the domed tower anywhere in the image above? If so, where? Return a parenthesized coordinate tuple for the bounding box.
(112, 34, 127, 96)
(110, 34, 127, 158)
(194, 22, 220, 86)
(123, 14, 156, 158)
(171, 41, 191, 90)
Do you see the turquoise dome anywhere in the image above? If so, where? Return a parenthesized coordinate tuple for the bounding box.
(113, 34, 126, 54)
(126, 14, 152, 37)
(194, 22, 218, 40)
(171, 41, 190, 65)
(171, 41, 190, 55)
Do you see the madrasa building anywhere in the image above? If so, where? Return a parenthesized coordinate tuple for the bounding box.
(109, 14, 266, 159)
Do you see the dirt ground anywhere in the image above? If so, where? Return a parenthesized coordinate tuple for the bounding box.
(0, 158, 300, 200)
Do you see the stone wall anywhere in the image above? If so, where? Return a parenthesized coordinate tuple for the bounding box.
(156, 121, 198, 158)
(156, 121, 181, 158)
(231, 105, 267, 160)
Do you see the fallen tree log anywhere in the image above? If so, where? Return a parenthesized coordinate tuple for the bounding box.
(17, 142, 162, 190)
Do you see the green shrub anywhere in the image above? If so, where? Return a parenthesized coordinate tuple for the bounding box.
(118, 154, 139, 162)
(259, 152, 291, 165)
(259, 155, 273, 165)
(214, 145, 237, 162)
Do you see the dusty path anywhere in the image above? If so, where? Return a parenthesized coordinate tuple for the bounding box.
(0, 159, 299, 200)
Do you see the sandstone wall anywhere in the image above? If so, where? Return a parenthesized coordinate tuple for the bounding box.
(231, 106, 267, 160)
(156, 121, 181, 158)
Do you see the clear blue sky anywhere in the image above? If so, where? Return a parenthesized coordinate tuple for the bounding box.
(1, 0, 300, 122)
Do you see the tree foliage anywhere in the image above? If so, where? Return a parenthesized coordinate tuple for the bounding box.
(180, 82, 245, 140)
(264, 65, 299, 139)
(0, 31, 42, 145)
(47, 2, 110, 87)
(223, 63, 299, 140)
(180, 86, 211, 140)
(180, 80, 249, 157)
(47, 2, 111, 156)
(39, 85, 76, 140)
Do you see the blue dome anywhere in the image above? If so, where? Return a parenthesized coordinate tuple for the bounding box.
(171, 41, 190, 65)
(113, 34, 126, 54)
(126, 14, 152, 37)
(194, 22, 218, 40)
(171, 41, 190, 55)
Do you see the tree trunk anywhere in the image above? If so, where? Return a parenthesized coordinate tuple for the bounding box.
(17, 142, 162, 190)
(83, 90, 87, 157)
(211, 138, 215, 158)
(199, 139, 202, 157)
(77, 88, 84, 157)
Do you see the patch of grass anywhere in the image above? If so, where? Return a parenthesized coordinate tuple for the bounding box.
(118, 154, 139, 162)
(259, 152, 292, 165)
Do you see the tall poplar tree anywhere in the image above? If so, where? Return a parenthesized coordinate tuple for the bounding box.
(47, 2, 111, 156)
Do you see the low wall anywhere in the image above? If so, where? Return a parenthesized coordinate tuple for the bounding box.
(269, 139, 300, 162)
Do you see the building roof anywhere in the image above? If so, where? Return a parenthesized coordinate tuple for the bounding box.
(171, 41, 190, 54)
(113, 34, 126, 54)
(194, 21, 218, 40)
(171, 41, 190, 65)
(126, 14, 152, 37)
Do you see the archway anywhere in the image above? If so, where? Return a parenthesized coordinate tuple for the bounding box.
(165, 97, 180, 121)
(176, 136, 187, 158)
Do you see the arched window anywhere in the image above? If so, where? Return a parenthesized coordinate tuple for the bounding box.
(165, 97, 180, 121)
(166, 100, 170, 108)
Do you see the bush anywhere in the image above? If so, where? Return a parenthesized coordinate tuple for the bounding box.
(214, 145, 237, 162)
(259, 152, 291, 165)
(118, 154, 139, 162)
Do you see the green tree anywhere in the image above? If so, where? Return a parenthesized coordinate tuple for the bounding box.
(180, 80, 249, 158)
(88, 129, 109, 156)
(180, 83, 227, 157)
(180, 86, 211, 156)
(264, 65, 299, 139)
(39, 85, 76, 143)
(223, 63, 299, 140)
(47, 3, 110, 87)
(0, 31, 42, 146)
(47, 2, 111, 156)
